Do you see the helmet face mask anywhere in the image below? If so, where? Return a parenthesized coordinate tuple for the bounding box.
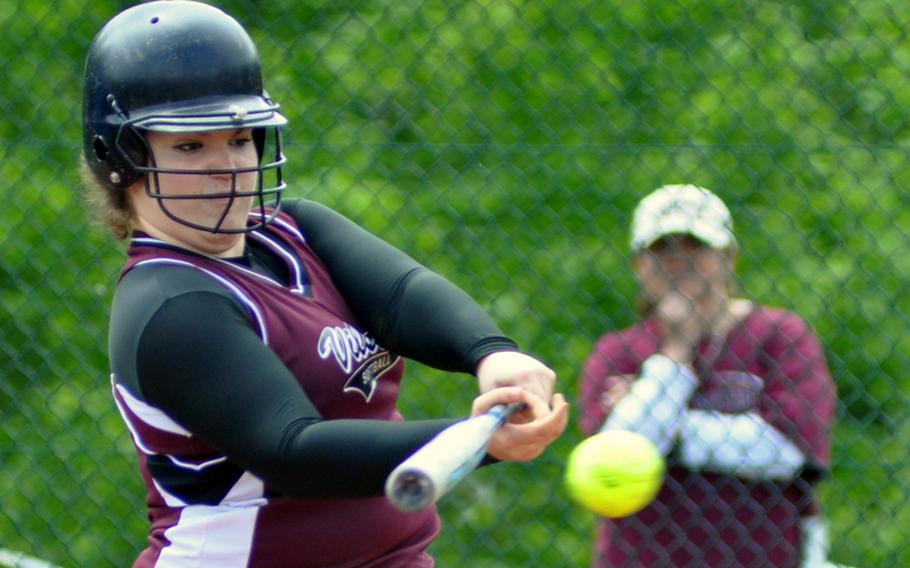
(116, 106, 287, 234)
(83, 0, 288, 234)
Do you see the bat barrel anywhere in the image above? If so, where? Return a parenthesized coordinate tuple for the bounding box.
(386, 468, 435, 512)
(385, 402, 527, 513)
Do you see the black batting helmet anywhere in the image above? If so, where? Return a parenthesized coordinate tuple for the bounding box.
(82, 0, 287, 233)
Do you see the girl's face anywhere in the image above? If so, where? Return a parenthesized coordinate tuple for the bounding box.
(634, 234, 733, 307)
(127, 128, 259, 257)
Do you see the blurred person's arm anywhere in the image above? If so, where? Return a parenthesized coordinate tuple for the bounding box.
(601, 354, 697, 455)
(600, 291, 703, 454)
(599, 354, 810, 479)
(757, 312, 836, 481)
(579, 332, 636, 436)
(677, 409, 806, 479)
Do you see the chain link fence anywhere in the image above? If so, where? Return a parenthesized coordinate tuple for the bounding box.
(1, 0, 908, 566)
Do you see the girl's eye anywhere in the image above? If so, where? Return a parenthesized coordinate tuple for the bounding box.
(231, 137, 253, 147)
(174, 141, 202, 152)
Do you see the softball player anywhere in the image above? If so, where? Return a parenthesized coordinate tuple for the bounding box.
(579, 185, 837, 567)
(82, 2, 568, 566)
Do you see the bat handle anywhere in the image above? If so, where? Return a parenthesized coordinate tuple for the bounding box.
(490, 401, 528, 424)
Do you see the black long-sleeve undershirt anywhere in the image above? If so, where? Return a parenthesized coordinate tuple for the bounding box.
(285, 198, 517, 371)
(110, 199, 517, 498)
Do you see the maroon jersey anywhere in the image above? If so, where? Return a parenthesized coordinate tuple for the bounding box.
(579, 307, 836, 568)
(111, 213, 439, 567)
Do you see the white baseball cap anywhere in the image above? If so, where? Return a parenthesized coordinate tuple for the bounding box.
(630, 184, 735, 253)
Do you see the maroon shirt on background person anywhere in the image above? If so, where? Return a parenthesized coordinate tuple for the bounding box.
(579, 307, 836, 568)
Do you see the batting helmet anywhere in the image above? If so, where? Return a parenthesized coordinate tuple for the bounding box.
(82, 0, 287, 233)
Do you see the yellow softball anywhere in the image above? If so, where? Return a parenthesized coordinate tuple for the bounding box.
(565, 430, 665, 518)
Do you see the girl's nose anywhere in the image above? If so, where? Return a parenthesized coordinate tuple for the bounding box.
(208, 146, 237, 174)
(661, 251, 688, 270)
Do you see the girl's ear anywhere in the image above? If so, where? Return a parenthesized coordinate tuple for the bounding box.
(723, 247, 738, 269)
(632, 253, 647, 282)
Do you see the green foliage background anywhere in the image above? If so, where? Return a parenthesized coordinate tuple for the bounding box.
(1, 0, 908, 566)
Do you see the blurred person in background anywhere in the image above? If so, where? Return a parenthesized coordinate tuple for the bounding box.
(578, 184, 837, 568)
(81, 2, 568, 566)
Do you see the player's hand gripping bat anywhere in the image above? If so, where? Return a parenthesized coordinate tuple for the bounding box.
(385, 402, 527, 512)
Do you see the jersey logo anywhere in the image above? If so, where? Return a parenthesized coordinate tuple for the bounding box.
(317, 324, 400, 401)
